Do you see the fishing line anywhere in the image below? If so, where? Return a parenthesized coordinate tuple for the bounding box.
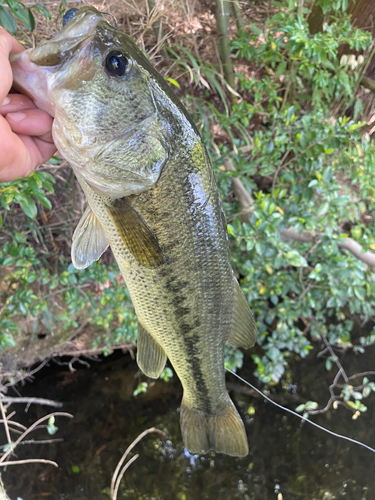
(226, 368, 375, 454)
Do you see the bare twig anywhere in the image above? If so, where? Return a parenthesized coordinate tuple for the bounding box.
(54, 343, 134, 358)
(0, 403, 11, 447)
(0, 458, 58, 467)
(3, 359, 50, 387)
(320, 335, 349, 384)
(281, 228, 375, 271)
(216, 0, 236, 93)
(348, 371, 375, 380)
(18, 438, 63, 445)
(110, 427, 166, 499)
(0, 397, 62, 408)
(0, 476, 9, 500)
(271, 150, 289, 195)
(0, 420, 27, 432)
(0, 412, 73, 465)
(112, 454, 139, 500)
(231, 0, 244, 32)
(223, 157, 253, 223)
(361, 76, 375, 93)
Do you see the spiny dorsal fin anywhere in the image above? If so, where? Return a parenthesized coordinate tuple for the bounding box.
(136, 322, 167, 378)
(106, 198, 164, 268)
(72, 207, 109, 269)
(226, 279, 258, 349)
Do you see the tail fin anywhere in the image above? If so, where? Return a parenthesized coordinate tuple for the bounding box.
(180, 397, 248, 457)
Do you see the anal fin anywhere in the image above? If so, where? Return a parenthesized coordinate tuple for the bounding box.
(226, 279, 257, 349)
(136, 322, 167, 378)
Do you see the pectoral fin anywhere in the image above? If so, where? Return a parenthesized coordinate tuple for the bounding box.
(136, 322, 167, 378)
(72, 207, 109, 269)
(226, 279, 258, 349)
(107, 198, 164, 268)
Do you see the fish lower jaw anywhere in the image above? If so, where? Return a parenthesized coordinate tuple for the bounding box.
(10, 52, 55, 117)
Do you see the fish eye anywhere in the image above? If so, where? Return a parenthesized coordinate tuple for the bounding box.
(62, 8, 78, 27)
(105, 51, 129, 77)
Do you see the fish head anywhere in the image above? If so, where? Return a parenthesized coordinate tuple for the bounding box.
(11, 7, 171, 197)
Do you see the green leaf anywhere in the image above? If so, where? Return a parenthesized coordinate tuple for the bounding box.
(285, 250, 308, 267)
(0, 5, 17, 33)
(227, 224, 236, 236)
(133, 382, 148, 396)
(304, 401, 318, 410)
(31, 3, 51, 19)
(346, 400, 367, 412)
(26, 8, 35, 30)
(46, 156, 60, 165)
(317, 202, 329, 216)
(47, 415, 58, 435)
(20, 196, 37, 219)
(6, 0, 34, 30)
(41, 180, 54, 193)
(299, 132, 309, 149)
(166, 77, 180, 88)
(33, 192, 52, 210)
(249, 23, 262, 36)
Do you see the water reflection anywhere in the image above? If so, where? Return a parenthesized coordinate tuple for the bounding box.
(2, 350, 375, 499)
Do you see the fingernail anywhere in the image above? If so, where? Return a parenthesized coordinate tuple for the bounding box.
(1, 97, 10, 106)
(7, 112, 26, 123)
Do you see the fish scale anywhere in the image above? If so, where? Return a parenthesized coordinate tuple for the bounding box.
(11, 6, 258, 456)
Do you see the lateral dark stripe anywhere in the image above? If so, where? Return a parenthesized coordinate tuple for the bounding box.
(181, 329, 212, 415)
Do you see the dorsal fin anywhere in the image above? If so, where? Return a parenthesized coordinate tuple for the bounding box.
(136, 321, 167, 378)
(226, 279, 258, 349)
(71, 207, 109, 269)
(106, 198, 164, 268)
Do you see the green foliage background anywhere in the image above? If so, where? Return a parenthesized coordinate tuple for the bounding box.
(1, 0, 375, 413)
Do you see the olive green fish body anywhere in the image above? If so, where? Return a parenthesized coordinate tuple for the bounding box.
(11, 7, 257, 456)
(81, 139, 231, 408)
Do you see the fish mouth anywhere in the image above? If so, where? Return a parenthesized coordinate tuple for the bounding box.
(10, 7, 105, 116)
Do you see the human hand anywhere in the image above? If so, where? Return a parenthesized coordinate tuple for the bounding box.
(0, 28, 56, 182)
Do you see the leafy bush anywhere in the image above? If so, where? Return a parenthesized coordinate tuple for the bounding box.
(1, 0, 375, 413)
(0, 0, 50, 34)
(204, 0, 375, 414)
(166, 0, 375, 412)
(0, 226, 138, 351)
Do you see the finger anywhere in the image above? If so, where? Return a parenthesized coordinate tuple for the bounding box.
(0, 93, 37, 115)
(0, 116, 56, 182)
(20, 134, 57, 166)
(0, 30, 24, 104)
(0, 29, 24, 54)
(6, 108, 54, 143)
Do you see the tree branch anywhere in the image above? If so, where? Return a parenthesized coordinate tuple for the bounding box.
(0, 397, 62, 408)
(223, 157, 253, 223)
(281, 228, 375, 270)
(360, 76, 375, 93)
(224, 157, 375, 271)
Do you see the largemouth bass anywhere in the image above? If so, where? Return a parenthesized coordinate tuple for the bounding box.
(11, 7, 257, 456)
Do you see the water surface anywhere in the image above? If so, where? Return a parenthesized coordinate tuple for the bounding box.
(2, 349, 374, 500)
